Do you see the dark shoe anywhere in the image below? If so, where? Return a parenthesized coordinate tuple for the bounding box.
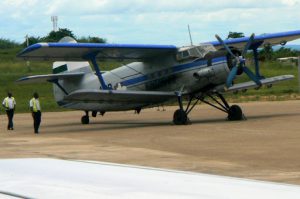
(35, 131, 39, 134)
(10, 128, 14, 130)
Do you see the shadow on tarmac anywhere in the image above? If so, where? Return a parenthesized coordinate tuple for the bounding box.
(41, 112, 300, 134)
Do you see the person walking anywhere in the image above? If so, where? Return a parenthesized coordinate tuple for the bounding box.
(29, 92, 41, 134)
(2, 92, 16, 130)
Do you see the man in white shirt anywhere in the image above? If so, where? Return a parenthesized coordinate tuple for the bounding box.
(29, 92, 41, 134)
(2, 92, 16, 130)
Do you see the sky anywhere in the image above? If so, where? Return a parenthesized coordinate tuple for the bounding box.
(0, 0, 300, 46)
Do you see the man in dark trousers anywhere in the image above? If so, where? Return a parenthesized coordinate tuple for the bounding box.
(2, 92, 16, 130)
(29, 92, 41, 134)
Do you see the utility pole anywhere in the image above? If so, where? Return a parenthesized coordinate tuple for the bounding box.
(25, 34, 31, 72)
(26, 34, 29, 46)
(188, 24, 193, 46)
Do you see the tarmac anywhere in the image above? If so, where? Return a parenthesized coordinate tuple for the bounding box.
(0, 100, 300, 185)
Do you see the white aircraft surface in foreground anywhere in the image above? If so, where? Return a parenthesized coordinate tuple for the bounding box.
(17, 30, 300, 125)
(0, 158, 300, 199)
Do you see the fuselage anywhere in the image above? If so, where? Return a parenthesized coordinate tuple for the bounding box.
(54, 45, 231, 111)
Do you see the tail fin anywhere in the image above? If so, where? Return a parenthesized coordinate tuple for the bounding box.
(53, 37, 93, 102)
(52, 61, 93, 102)
(53, 36, 92, 74)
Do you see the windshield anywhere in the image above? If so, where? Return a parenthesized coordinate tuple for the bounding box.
(176, 44, 216, 61)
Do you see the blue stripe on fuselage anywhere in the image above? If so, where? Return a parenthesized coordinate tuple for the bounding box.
(172, 56, 226, 73)
(121, 75, 148, 86)
(121, 56, 227, 87)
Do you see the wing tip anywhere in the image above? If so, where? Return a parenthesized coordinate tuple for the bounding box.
(17, 43, 46, 58)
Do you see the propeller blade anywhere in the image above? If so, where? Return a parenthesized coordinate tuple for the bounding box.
(226, 66, 238, 87)
(215, 34, 236, 57)
(243, 66, 262, 86)
(242, 33, 255, 56)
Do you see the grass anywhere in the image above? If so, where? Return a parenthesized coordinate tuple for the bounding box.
(0, 47, 299, 113)
(0, 61, 58, 113)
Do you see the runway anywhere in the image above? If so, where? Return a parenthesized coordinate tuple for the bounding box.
(1, 100, 300, 185)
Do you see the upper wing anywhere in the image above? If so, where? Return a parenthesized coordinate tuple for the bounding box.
(208, 30, 300, 50)
(17, 43, 177, 61)
(65, 89, 177, 104)
(17, 30, 300, 62)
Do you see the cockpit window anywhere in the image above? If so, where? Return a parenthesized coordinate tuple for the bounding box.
(176, 44, 216, 61)
(181, 50, 189, 58)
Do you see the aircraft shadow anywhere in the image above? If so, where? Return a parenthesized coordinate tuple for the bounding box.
(244, 112, 300, 120)
(42, 112, 300, 134)
(42, 120, 172, 134)
(192, 112, 300, 124)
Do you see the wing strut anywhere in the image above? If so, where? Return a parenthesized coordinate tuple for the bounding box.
(253, 48, 264, 79)
(85, 52, 108, 90)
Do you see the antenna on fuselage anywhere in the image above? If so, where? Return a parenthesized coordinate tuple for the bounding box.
(188, 24, 193, 46)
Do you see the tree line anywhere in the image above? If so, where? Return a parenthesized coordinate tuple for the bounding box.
(0, 28, 106, 49)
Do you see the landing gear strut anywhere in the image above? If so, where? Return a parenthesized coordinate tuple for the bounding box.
(92, 111, 97, 117)
(173, 92, 199, 125)
(81, 111, 90, 124)
(172, 92, 245, 125)
(200, 93, 245, 121)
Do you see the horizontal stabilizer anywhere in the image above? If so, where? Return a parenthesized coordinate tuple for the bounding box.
(16, 72, 85, 84)
(214, 75, 294, 93)
(65, 89, 177, 104)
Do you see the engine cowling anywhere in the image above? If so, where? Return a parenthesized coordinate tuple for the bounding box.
(193, 64, 230, 85)
(193, 67, 214, 79)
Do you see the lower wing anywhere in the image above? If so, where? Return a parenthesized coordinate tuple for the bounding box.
(214, 75, 294, 93)
(64, 89, 178, 104)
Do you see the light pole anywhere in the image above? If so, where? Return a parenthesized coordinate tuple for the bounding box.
(25, 34, 31, 72)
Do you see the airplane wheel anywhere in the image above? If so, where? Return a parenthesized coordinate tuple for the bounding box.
(92, 111, 97, 117)
(173, 109, 189, 125)
(81, 115, 90, 124)
(228, 105, 243, 121)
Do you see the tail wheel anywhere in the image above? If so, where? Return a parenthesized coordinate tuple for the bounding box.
(228, 105, 243, 121)
(173, 109, 189, 125)
(92, 111, 97, 117)
(81, 115, 89, 124)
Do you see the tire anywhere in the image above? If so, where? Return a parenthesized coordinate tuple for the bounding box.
(228, 105, 243, 121)
(173, 109, 188, 125)
(81, 115, 90, 124)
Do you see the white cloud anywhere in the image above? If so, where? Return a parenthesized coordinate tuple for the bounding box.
(0, 0, 299, 45)
(281, 0, 299, 6)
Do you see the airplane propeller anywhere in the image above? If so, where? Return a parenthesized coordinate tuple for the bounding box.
(215, 33, 261, 88)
